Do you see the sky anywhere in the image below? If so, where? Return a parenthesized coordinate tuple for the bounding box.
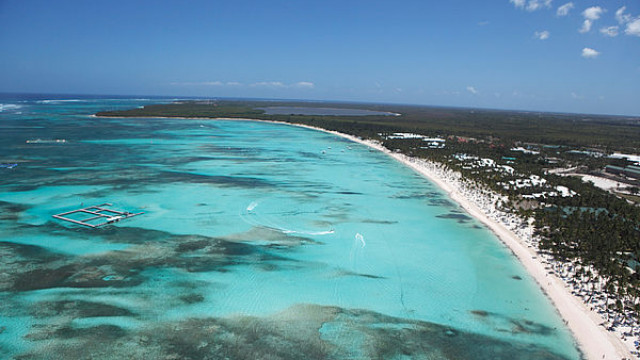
(0, 0, 639, 116)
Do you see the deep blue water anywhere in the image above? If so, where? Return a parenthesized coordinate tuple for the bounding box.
(0, 96, 580, 359)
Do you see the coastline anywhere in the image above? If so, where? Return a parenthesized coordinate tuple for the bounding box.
(96, 115, 632, 359)
(273, 120, 631, 360)
(307, 126, 631, 360)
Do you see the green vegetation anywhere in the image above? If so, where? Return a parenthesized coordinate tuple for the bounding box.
(96, 100, 640, 152)
(98, 100, 640, 322)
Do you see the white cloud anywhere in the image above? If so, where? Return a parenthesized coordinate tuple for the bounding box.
(600, 26, 619, 37)
(614, 6, 640, 37)
(581, 47, 600, 58)
(250, 81, 286, 88)
(466, 86, 478, 95)
(556, 2, 574, 16)
(579, 6, 605, 33)
(510, 0, 551, 11)
(527, 0, 542, 11)
(510, 0, 525, 9)
(583, 6, 604, 20)
(292, 81, 315, 89)
(526, 0, 552, 12)
(571, 92, 583, 99)
(534, 30, 550, 39)
(626, 19, 640, 36)
(249, 81, 317, 89)
(579, 20, 593, 33)
(616, 6, 631, 24)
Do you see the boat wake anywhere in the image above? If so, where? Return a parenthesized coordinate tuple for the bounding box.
(355, 233, 366, 248)
(241, 200, 334, 236)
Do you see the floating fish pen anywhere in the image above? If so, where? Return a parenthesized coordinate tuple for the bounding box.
(52, 203, 143, 228)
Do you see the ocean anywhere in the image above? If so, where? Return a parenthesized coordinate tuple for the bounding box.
(0, 95, 580, 359)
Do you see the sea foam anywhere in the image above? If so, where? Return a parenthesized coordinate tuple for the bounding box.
(0, 103, 22, 112)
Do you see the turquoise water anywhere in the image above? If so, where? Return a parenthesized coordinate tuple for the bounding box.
(0, 96, 580, 359)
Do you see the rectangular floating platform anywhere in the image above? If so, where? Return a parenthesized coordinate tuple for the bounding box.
(52, 203, 143, 228)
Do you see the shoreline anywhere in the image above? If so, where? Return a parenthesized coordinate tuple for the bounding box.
(96, 115, 632, 359)
(266, 119, 631, 360)
(304, 125, 631, 360)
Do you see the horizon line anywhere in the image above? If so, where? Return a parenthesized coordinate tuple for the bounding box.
(1, 91, 639, 119)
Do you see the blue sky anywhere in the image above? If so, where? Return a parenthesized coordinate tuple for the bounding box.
(0, 0, 638, 115)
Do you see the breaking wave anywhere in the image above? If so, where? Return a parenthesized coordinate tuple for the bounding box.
(0, 103, 23, 112)
(36, 99, 86, 104)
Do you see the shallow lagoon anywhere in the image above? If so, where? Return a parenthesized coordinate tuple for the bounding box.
(0, 98, 580, 359)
